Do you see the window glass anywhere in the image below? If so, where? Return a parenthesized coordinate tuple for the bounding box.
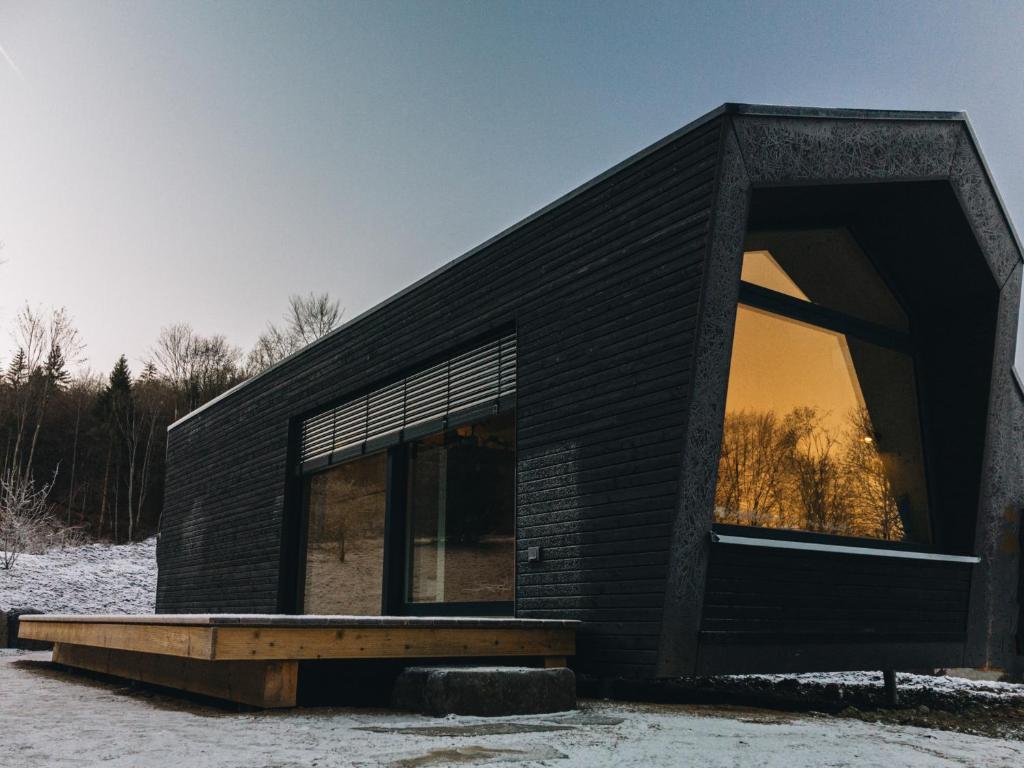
(743, 229, 910, 331)
(715, 305, 930, 543)
(303, 452, 387, 614)
(406, 411, 515, 603)
(741, 249, 809, 302)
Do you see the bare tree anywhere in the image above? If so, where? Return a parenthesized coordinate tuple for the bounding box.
(4, 308, 45, 475)
(150, 323, 243, 417)
(246, 324, 292, 374)
(247, 292, 343, 374)
(4, 306, 83, 479)
(25, 308, 82, 472)
(287, 292, 343, 345)
(0, 466, 56, 569)
(64, 373, 103, 525)
(119, 376, 164, 541)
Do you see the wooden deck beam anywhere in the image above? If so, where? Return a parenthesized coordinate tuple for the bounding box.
(52, 643, 298, 708)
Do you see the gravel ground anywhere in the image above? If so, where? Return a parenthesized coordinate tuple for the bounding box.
(4, 650, 1024, 768)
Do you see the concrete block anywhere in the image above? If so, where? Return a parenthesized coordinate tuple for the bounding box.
(393, 665, 576, 717)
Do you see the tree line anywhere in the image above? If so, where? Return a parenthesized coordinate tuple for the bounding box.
(0, 294, 342, 557)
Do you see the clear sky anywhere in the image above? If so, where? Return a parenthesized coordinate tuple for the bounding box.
(2, 0, 1023, 375)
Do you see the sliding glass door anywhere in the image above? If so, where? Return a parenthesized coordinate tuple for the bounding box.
(300, 409, 515, 616)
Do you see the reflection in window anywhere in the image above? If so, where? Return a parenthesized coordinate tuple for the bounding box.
(715, 244, 931, 544)
(406, 411, 515, 603)
(303, 452, 387, 614)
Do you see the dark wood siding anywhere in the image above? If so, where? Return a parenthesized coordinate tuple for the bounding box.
(157, 117, 725, 679)
(696, 538, 972, 673)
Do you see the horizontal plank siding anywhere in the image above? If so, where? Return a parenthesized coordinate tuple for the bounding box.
(157, 118, 725, 678)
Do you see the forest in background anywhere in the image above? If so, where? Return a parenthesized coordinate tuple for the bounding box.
(0, 293, 342, 554)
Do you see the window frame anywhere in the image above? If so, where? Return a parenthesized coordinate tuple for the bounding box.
(715, 244, 940, 551)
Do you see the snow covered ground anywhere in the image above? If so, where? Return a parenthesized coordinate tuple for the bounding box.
(744, 670, 1024, 702)
(0, 537, 156, 613)
(2, 539, 1024, 765)
(2, 649, 1023, 768)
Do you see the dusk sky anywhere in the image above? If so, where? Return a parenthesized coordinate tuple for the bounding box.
(2, 0, 1023, 374)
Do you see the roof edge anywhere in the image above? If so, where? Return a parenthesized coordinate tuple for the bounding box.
(724, 102, 967, 122)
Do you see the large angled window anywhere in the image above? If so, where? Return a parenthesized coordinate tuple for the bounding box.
(715, 229, 931, 544)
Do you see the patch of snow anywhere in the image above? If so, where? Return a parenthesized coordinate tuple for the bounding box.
(0, 538, 156, 614)
(739, 670, 1024, 702)
(2, 652, 1022, 767)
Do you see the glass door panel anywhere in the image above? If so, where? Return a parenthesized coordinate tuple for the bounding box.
(303, 452, 387, 614)
(406, 411, 515, 605)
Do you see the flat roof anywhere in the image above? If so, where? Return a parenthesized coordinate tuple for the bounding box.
(170, 103, 1023, 430)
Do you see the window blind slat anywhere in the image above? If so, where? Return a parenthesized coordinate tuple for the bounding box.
(300, 333, 516, 464)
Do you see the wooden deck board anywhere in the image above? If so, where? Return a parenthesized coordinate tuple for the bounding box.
(19, 620, 216, 659)
(212, 625, 574, 661)
(21, 613, 577, 629)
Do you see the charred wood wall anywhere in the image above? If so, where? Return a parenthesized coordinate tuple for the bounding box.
(696, 539, 972, 673)
(157, 116, 725, 679)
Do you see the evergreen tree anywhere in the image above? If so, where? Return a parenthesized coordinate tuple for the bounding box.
(108, 355, 132, 392)
(96, 356, 133, 541)
(6, 348, 26, 386)
(99, 355, 133, 420)
(44, 343, 71, 389)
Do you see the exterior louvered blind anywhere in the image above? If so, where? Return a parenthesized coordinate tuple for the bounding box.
(300, 333, 516, 466)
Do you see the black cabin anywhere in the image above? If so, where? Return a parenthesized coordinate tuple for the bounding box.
(157, 104, 1024, 680)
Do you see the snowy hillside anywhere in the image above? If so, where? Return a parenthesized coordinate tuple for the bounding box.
(0, 538, 157, 614)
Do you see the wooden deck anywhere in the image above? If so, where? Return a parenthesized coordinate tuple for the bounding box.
(19, 614, 577, 708)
